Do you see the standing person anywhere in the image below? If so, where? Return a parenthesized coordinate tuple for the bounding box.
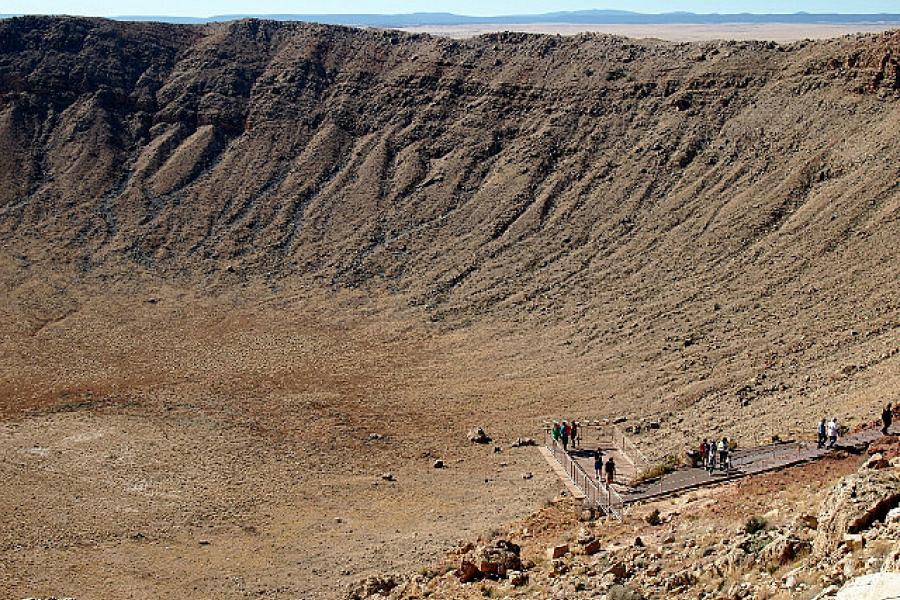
(571, 421, 579, 449)
(882, 403, 893, 435)
(827, 417, 839, 449)
(604, 456, 616, 485)
(551, 422, 560, 446)
(817, 418, 827, 449)
(699, 439, 708, 467)
(718, 437, 729, 471)
(594, 449, 604, 481)
(561, 421, 570, 452)
(707, 439, 717, 473)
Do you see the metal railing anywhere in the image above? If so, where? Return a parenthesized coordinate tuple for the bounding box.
(543, 428, 624, 519)
(611, 423, 651, 472)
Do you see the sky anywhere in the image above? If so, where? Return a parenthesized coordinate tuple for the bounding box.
(3, 1, 899, 18)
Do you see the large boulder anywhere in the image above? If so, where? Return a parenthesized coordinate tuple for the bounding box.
(835, 573, 900, 599)
(813, 468, 900, 558)
(477, 540, 522, 578)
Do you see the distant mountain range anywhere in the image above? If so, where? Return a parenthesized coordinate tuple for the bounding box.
(3, 10, 900, 27)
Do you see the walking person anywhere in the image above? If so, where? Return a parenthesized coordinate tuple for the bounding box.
(571, 420, 579, 449)
(827, 417, 839, 449)
(882, 403, 893, 435)
(561, 421, 570, 452)
(604, 456, 616, 485)
(718, 437, 729, 472)
(817, 418, 827, 449)
(594, 450, 603, 481)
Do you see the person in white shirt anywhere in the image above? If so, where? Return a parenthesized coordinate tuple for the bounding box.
(826, 417, 839, 448)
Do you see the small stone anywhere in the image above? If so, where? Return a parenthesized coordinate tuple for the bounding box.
(577, 527, 595, 545)
(842, 533, 864, 552)
(456, 560, 480, 583)
(798, 515, 819, 530)
(547, 543, 569, 559)
(381, 472, 396, 482)
(433, 459, 444, 468)
(522, 471, 533, 480)
(885, 507, 900, 524)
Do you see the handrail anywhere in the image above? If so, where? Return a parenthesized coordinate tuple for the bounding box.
(611, 423, 651, 470)
(543, 428, 624, 519)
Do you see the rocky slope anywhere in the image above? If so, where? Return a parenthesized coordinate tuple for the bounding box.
(371, 439, 900, 600)
(1, 17, 899, 448)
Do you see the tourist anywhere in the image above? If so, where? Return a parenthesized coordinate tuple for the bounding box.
(551, 421, 560, 446)
(604, 456, 616, 484)
(706, 439, 717, 472)
(561, 421, 570, 452)
(699, 439, 708, 465)
(571, 420, 579, 448)
(817, 418, 827, 449)
(594, 450, 603, 481)
(827, 417, 839, 449)
(718, 437, 729, 471)
(882, 403, 893, 435)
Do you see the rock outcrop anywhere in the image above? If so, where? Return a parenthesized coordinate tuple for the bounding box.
(814, 468, 900, 557)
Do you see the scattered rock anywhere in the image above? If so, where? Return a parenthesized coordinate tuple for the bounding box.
(862, 453, 889, 470)
(885, 507, 900, 524)
(507, 570, 528, 586)
(547, 543, 569, 559)
(577, 527, 595, 545)
(633, 536, 645, 548)
(583, 539, 603, 555)
(456, 560, 480, 583)
(511, 437, 537, 447)
(797, 514, 819, 530)
(380, 472, 396, 482)
(433, 459, 444, 468)
(368, 433, 384, 441)
(345, 574, 402, 599)
(522, 471, 533, 480)
(842, 533, 864, 552)
(867, 436, 900, 462)
(604, 562, 629, 583)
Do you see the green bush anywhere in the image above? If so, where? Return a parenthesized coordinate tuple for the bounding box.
(744, 515, 769, 535)
(645, 509, 662, 526)
(634, 454, 681, 484)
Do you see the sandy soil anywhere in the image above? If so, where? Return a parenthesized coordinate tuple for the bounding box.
(0, 281, 579, 599)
